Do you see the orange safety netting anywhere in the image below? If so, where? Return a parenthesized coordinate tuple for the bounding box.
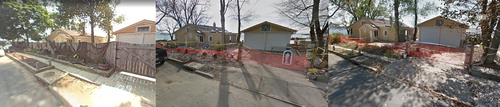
(337, 36, 369, 43)
(159, 45, 309, 72)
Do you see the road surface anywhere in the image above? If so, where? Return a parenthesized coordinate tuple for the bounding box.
(0, 56, 64, 107)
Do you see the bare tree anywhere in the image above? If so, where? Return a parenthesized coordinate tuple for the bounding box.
(156, 0, 210, 28)
(219, 0, 234, 49)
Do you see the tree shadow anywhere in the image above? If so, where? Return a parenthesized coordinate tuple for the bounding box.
(240, 65, 262, 100)
(217, 67, 229, 107)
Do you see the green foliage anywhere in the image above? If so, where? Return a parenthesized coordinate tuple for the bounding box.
(308, 68, 318, 74)
(0, 1, 54, 41)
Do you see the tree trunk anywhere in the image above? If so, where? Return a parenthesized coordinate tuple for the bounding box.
(395, 0, 403, 42)
(412, 0, 418, 41)
(89, 1, 95, 44)
(220, 0, 226, 50)
(236, 0, 242, 62)
(107, 32, 111, 43)
(313, 0, 325, 50)
(484, 20, 500, 64)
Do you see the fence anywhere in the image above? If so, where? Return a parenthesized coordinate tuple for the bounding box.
(163, 46, 310, 72)
(25, 41, 155, 77)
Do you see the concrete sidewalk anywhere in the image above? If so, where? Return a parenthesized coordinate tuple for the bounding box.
(17, 53, 156, 106)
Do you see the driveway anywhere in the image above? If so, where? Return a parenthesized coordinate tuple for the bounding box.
(327, 53, 448, 106)
(156, 60, 294, 107)
(0, 56, 64, 106)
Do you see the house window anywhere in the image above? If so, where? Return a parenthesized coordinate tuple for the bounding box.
(78, 39, 81, 43)
(435, 20, 444, 26)
(374, 30, 379, 37)
(229, 36, 232, 42)
(137, 26, 150, 32)
(208, 36, 213, 42)
(384, 30, 388, 36)
(261, 25, 271, 31)
(404, 30, 408, 35)
(199, 35, 204, 42)
(186, 27, 191, 32)
(361, 21, 366, 25)
(189, 33, 192, 38)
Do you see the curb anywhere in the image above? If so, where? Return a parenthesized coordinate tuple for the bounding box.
(5, 53, 54, 73)
(24, 52, 114, 77)
(167, 57, 185, 63)
(193, 70, 214, 79)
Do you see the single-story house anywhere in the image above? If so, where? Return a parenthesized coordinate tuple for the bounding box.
(112, 19, 156, 44)
(242, 21, 297, 51)
(347, 17, 415, 42)
(47, 28, 107, 43)
(173, 23, 237, 48)
(417, 16, 469, 48)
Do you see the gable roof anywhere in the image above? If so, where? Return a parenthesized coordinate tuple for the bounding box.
(242, 21, 297, 33)
(173, 24, 230, 34)
(348, 17, 410, 28)
(112, 19, 156, 35)
(417, 16, 469, 28)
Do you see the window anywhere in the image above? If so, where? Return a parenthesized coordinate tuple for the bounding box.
(137, 26, 150, 32)
(229, 36, 232, 42)
(199, 35, 204, 42)
(435, 20, 444, 26)
(384, 30, 388, 36)
(78, 39, 81, 43)
(186, 27, 191, 32)
(208, 36, 213, 42)
(189, 34, 192, 38)
(361, 21, 366, 25)
(374, 31, 379, 37)
(261, 25, 271, 31)
(404, 30, 408, 35)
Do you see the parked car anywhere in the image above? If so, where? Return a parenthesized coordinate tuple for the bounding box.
(156, 47, 168, 66)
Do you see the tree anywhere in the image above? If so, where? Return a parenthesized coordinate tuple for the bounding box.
(98, 0, 125, 43)
(441, 0, 499, 64)
(231, 0, 253, 61)
(219, 0, 233, 49)
(156, 0, 210, 41)
(0, 1, 53, 42)
(55, 0, 115, 43)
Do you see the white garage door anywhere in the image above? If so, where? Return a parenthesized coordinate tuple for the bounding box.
(244, 32, 266, 50)
(265, 32, 291, 51)
(419, 26, 463, 47)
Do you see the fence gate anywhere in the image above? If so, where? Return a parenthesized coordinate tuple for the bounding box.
(114, 42, 156, 77)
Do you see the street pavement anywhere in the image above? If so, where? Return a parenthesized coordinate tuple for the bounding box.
(157, 60, 329, 107)
(0, 56, 64, 107)
(327, 53, 448, 107)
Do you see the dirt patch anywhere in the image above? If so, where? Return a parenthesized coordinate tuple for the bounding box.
(43, 72, 56, 77)
(54, 75, 99, 92)
(467, 81, 499, 106)
(10, 53, 49, 68)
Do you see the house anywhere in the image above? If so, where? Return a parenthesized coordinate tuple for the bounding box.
(173, 23, 237, 48)
(347, 18, 415, 42)
(112, 19, 156, 44)
(417, 16, 469, 48)
(242, 21, 297, 51)
(46, 28, 107, 43)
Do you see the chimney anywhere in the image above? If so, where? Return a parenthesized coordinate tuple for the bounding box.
(213, 22, 216, 29)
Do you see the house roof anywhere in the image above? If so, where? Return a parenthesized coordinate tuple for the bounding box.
(242, 21, 297, 33)
(417, 16, 469, 28)
(173, 24, 230, 34)
(348, 17, 411, 28)
(112, 19, 156, 35)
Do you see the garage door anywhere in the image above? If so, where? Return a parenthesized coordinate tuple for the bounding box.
(265, 32, 291, 51)
(419, 26, 463, 47)
(244, 32, 266, 50)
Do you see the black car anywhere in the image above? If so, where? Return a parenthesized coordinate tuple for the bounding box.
(156, 48, 168, 66)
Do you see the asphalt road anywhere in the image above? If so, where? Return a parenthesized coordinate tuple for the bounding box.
(327, 53, 448, 107)
(0, 56, 64, 107)
(156, 60, 293, 107)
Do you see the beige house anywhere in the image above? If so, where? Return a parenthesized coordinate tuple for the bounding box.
(347, 18, 415, 42)
(46, 28, 107, 43)
(242, 21, 297, 51)
(417, 16, 469, 48)
(173, 23, 237, 48)
(112, 19, 156, 44)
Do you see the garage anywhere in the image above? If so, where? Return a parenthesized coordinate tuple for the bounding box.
(417, 16, 469, 48)
(242, 21, 297, 51)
